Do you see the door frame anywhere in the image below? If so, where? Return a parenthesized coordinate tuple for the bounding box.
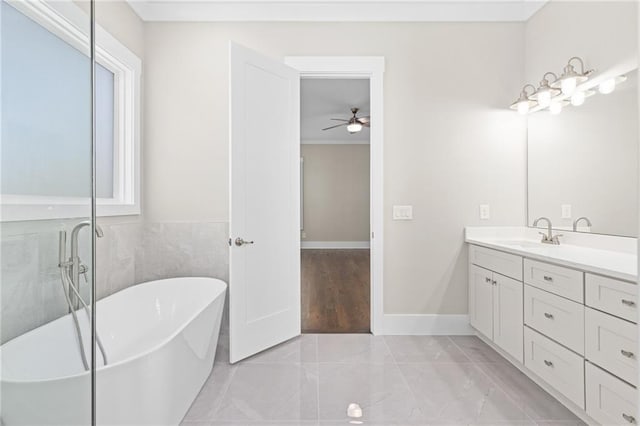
(284, 56, 385, 335)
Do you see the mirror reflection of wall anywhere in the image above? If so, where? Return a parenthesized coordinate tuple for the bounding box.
(528, 71, 639, 237)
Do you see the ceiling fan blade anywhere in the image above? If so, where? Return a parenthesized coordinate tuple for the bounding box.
(330, 118, 349, 122)
(362, 122, 370, 128)
(322, 123, 348, 131)
(356, 117, 370, 124)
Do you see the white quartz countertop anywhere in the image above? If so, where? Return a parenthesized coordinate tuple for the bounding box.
(465, 227, 637, 283)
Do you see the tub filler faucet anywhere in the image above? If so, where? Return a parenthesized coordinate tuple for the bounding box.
(58, 221, 108, 371)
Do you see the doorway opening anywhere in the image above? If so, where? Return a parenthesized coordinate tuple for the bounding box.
(228, 47, 385, 362)
(299, 78, 371, 333)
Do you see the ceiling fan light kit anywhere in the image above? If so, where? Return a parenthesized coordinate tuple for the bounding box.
(347, 122, 363, 133)
(322, 107, 370, 134)
(510, 56, 626, 115)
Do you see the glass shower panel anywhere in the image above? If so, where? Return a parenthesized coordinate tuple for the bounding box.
(1, 0, 95, 424)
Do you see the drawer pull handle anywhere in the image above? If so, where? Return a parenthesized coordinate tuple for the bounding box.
(544, 312, 554, 319)
(485, 277, 492, 283)
(492, 280, 497, 286)
(621, 299, 636, 307)
(622, 413, 636, 424)
(543, 276, 553, 282)
(543, 360, 553, 367)
(621, 349, 635, 359)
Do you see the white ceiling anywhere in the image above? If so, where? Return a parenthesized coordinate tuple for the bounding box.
(127, 0, 548, 22)
(301, 78, 370, 143)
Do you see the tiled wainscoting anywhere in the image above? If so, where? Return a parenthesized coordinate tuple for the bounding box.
(0, 220, 229, 344)
(96, 221, 229, 299)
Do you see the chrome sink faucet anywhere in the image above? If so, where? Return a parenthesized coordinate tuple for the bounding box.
(533, 217, 562, 245)
(573, 216, 592, 232)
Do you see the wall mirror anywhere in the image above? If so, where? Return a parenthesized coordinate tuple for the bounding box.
(527, 70, 639, 238)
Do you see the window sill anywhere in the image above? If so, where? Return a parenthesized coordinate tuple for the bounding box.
(1, 200, 140, 222)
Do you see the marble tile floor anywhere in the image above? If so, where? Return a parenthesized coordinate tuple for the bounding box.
(181, 334, 586, 426)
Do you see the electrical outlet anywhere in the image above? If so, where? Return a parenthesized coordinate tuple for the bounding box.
(561, 204, 572, 219)
(479, 204, 490, 220)
(393, 205, 413, 220)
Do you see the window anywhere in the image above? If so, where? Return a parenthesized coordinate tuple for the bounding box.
(1, 0, 141, 221)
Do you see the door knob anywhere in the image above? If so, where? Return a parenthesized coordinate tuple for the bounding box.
(235, 237, 254, 246)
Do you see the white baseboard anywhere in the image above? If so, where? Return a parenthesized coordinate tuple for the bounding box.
(381, 314, 474, 335)
(301, 241, 370, 249)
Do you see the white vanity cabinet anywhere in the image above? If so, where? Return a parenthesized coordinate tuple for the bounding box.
(467, 243, 638, 425)
(468, 246, 524, 362)
(524, 284, 585, 355)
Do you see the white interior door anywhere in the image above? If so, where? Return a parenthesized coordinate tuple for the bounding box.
(229, 42, 301, 363)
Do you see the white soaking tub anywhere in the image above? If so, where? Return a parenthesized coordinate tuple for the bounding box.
(0, 277, 227, 425)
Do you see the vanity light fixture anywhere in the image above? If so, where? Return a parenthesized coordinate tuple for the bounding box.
(511, 57, 626, 114)
(549, 101, 563, 114)
(530, 72, 561, 108)
(570, 88, 595, 106)
(599, 75, 627, 94)
(551, 56, 594, 95)
(510, 84, 537, 115)
(570, 90, 586, 106)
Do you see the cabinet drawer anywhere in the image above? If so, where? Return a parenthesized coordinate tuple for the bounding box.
(524, 285, 584, 355)
(585, 307, 637, 386)
(524, 327, 585, 409)
(469, 245, 523, 281)
(524, 259, 584, 303)
(585, 274, 637, 323)
(586, 362, 638, 426)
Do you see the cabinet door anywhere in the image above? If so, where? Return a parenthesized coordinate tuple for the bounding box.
(469, 264, 493, 339)
(494, 274, 524, 362)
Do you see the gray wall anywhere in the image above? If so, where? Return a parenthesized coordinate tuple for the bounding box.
(144, 21, 528, 316)
(525, 1, 639, 237)
(301, 144, 370, 242)
(7, 2, 634, 341)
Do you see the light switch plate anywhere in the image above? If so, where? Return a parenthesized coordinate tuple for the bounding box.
(561, 204, 572, 219)
(393, 205, 413, 220)
(479, 204, 490, 220)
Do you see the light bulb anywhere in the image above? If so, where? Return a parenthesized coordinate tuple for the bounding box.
(346, 122, 363, 133)
(537, 90, 552, 108)
(560, 77, 577, 95)
(571, 91, 586, 106)
(347, 403, 363, 418)
(599, 78, 616, 94)
(550, 102, 562, 115)
(517, 101, 530, 115)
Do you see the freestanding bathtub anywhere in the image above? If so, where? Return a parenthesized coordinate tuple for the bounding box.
(0, 277, 227, 425)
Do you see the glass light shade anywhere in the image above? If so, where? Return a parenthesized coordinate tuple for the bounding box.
(571, 90, 586, 106)
(549, 102, 563, 114)
(560, 77, 577, 95)
(599, 77, 616, 94)
(517, 101, 530, 115)
(537, 90, 552, 108)
(347, 122, 363, 133)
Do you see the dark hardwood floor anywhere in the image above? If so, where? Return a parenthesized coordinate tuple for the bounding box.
(301, 249, 370, 333)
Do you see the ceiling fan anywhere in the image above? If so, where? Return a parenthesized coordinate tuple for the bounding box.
(322, 107, 370, 134)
